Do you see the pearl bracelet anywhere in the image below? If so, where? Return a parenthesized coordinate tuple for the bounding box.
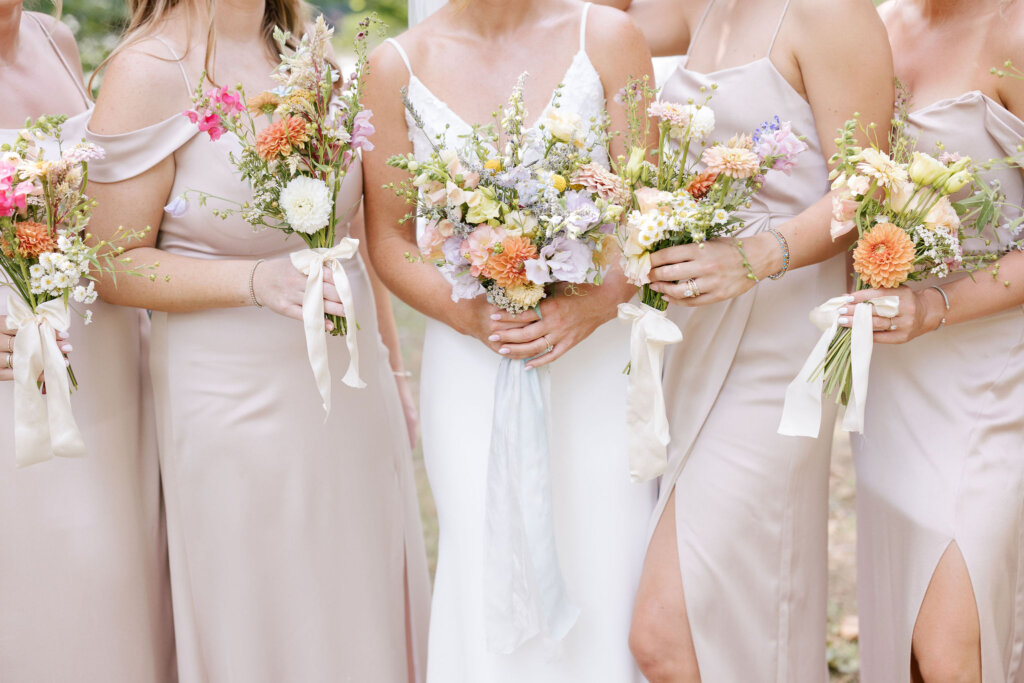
(766, 228, 790, 280)
(249, 259, 265, 309)
(929, 285, 950, 329)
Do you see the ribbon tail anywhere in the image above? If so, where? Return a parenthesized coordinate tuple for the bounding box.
(841, 303, 875, 433)
(328, 259, 365, 390)
(778, 318, 840, 438)
(300, 262, 333, 415)
(12, 327, 53, 467)
(39, 322, 85, 459)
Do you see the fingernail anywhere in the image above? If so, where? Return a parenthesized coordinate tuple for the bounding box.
(490, 314, 501, 320)
(57, 331, 69, 340)
(843, 295, 855, 302)
(838, 317, 849, 325)
(325, 322, 334, 332)
(839, 307, 848, 315)
(499, 348, 510, 355)
(60, 344, 72, 353)
(488, 334, 499, 342)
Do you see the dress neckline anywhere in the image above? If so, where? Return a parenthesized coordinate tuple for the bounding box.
(909, 89, 1024, 128)
(676, 55, 809, 107)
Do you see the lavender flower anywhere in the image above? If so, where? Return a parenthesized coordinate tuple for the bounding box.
(752, 116, 807, 175)
(525, 236, 594, 284)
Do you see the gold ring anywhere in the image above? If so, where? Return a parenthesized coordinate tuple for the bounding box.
(685, 278, 701, 298)
(5, 352, 11, 370)
(542, 335, 554, 354)
(6, 335, 12, 354)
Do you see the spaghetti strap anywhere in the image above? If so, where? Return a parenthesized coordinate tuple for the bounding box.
(385, 38, 414, 77)
(767, 0, 792, 55)
(688, 0, 716, 54)
(27, 13, 90, 106)
(579, 3, 591, 53)
(153, 36, 193, 93)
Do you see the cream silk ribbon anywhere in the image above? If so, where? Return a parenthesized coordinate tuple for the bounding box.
(5, 297, 86, 467)
(617, 302, 683, 482)
(290, 238, 366, 416)
(778, 294, 899, 438)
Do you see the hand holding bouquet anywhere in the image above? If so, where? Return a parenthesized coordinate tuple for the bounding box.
(183, 15, 379, 412)
(615, 78, 807, 481)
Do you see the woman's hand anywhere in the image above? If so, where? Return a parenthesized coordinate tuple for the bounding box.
(0, 317, 72, 382)
(838, 286, 946, 344)
(488, 281, 625, 369)
(251, 258, 347, 331)
(647, 233, 779, 306)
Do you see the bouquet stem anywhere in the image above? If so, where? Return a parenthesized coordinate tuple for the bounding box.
(640, 284, 668, 312)
(813, 325, 853, 406)
(327, 313, 348, 337)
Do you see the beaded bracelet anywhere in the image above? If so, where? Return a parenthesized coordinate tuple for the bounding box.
(734, 239, 759, 282)
(249, 259, 265, 309)
(766, 228, 790, 280)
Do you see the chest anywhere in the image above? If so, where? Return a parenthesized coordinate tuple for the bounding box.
(0, 44, 86, 127)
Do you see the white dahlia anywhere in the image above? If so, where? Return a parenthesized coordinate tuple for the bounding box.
(280, 176, 333, 234)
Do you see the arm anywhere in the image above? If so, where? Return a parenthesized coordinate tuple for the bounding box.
(649, 0, 895, 305)
(88, 47, 345, 324)
(588, 0, 691, 57)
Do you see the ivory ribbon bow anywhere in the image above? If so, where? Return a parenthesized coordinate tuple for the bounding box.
(484, 359, 579, 654)
(778, 294, 899, 438)
(617, 302, 683, 482)
(290, 238, 366, 416)
(5, 297, 85, 467)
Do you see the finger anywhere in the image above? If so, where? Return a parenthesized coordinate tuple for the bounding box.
(525, 342, 566, 369)
(649, 244, 698, 268)
(492, 321, 547, 345)
(489, 308, 541, 324)
(323, 282, 344, 304)
(322, 267, 335, 286)
(873, 315, 898, 332)
(847, 289, 884, 304)
(324, 301, 346, 318)
(649, 280, 704, 301)
(489, 320, 533, 333)
(649, 262, 703, 284)
(0, 370, 11, 382)
(499, 336, 551, 360)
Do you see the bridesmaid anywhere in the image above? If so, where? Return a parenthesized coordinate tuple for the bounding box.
(849, 1, 1024, 681)
(0, 3, 176, 681)
(85, 2, 430, 681)
(594, 0, 892, 680)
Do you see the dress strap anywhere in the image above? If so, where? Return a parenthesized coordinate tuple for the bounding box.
(152, 36, 193, 93)
(385, 38, 414, 78)
(26, 13, 90, 106)
(578, 3, 592, 53)
(688, 0, 716, 53)
(767, 0, 792, 56)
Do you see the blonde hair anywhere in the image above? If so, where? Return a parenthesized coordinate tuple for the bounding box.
(92, 0, 310, 88)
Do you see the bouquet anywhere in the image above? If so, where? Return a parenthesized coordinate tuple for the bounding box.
(0, 116, 138, 466)
(388, 75, 625, 314)
(389, 75, 625, 654)
(615, 78, 808, 482)
(182, 15, 378, 412)
(779, 106, 1011, 438)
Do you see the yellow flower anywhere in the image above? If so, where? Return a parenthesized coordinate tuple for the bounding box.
(907, 152, 948, 186)
(551, 174, 567, 192)
(465, 190, 502, 224)
(484, 159, 503, 172)
(505, 282, 545, 310)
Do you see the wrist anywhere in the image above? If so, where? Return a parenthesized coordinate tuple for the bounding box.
(919, 288, 947, 333)
(749, 233, 785, 281)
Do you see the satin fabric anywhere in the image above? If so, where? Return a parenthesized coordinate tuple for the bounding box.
(853, 91, 1024, 683)
(0, 13, 176, 681)
(655, 39, 843, 683)
(84, 41, 430, 682)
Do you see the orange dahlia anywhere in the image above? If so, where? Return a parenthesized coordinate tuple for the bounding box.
(853, 222, 915, 289)
(2, 221, 56, 259)
(684, 170, 719, 200)
(247, 91, 282, 116)
(255, 116, 310, 160)
(483, 236, 538, 289)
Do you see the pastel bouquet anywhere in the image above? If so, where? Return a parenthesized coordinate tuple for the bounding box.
(389, 75, 625, 314)
(0, 115, 135, 466)
(615, 78, 808, 482)
(389, 75, 624, 654)
(182, 15, 378, 412)
(779, 110, 1005, 438)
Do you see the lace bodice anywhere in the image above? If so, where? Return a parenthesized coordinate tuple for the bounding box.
(386, 2, 607, 172)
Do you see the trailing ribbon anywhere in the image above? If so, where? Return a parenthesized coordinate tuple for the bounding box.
(778, 294, 899, 438)
(483, 358, 579, 654)
(290, 238, 366, 416)
(617, 302, 683, 482)
(5, 297, 85, 467)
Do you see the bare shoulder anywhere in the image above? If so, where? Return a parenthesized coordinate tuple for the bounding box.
(91, 37, 194, 134)
(585, 2, 647, 48)
(792, 0, 888, 45)
(366, 35, 411, 90)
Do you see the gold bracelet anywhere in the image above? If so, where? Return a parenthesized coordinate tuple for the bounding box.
(249, 259, 265, 309)
(734, 239, 759, 282)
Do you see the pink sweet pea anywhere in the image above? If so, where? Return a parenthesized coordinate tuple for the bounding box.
(211, 86, 245, 114)
(185, 108, 226, 141)
(350, 110, 375, 151)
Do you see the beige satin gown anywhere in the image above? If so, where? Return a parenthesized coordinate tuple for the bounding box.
(655, 2, 843, 680)
(853, 92, 1024, 682)
(0, 14, 176, 683)
(86, 40, 430, 683)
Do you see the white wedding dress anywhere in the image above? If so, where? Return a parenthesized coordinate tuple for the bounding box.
(387, 4, 656, 681)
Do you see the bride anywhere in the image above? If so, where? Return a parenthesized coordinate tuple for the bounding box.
(363, 0, 656, 679)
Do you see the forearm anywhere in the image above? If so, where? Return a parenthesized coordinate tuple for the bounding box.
(96, 246, 256, 312)
(931, 250, 1024, 327)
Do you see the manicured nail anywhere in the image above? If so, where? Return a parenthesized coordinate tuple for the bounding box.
(843, 295, 855, 303)
(488, 334, 500, 342)
(839, 307, 848, 315)
(325, 322, 334, 332)
(60, 344, 72, 353)
(57, 331, 69, 340)
(838, 317, 849, 325)
(490, 314, 501, 320)
(499, 347, 510, 355)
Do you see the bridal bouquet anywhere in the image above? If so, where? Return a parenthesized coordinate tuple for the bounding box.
(183, 15, 379, 412)
(0, 115, 136, 466)
(389, 75, 625, 314)
(779, 111, 1006, 438)
(615, 78, 808, 482)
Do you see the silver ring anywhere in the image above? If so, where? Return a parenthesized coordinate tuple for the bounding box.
(889, 321, 897, 331)
(4, 352, 11, 370)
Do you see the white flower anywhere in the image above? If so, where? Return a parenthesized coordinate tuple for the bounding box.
(689, 105, 716, 138)
(279, 176, 333, 235)
(847, 175, 870, 197)
(621, 251, 652, 285)
(164, 196, 189, 218)
(711, 209, 729, 225)
(83, 310, 93, 325)
(543, 109, 586, 144)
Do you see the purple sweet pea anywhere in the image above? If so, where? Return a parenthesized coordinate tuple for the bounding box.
(752, 117, 807, 175)
(564, 190, 601, 233)
(525, 236, 594, 285)
(351, 110, 376, 151)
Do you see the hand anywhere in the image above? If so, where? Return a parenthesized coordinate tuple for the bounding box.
(488, 282, 623, 369)
(452, 296, 530, 354)
(837, 286, 945, 344)
(0, 316, 72, 382)
(647, 234, 774, 306)
(251, 258, 347, 332)
(394, 371, 419, 449)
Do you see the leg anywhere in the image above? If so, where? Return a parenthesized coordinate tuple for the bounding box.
(911, 542, 981, 683)
(629, 491, 701, 683)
